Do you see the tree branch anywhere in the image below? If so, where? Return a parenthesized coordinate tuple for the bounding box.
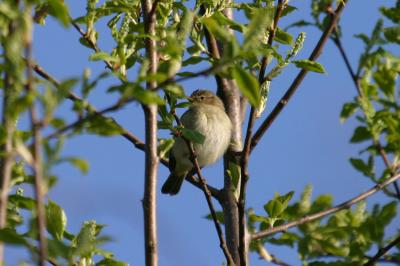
(251, 172, 400, 240)
(0, 60, 15, 265)
(250, 0, 348, 152)
(238, 1, 287, 265)
(26, 31, 47, 266)
(172, 112, 235, 266)
(364, 235, 400, 266)
(256, 243, 290, 266)
(141, 0, 159, 265)
(200, 4, 243, 263)
(331, 30, 362, 96)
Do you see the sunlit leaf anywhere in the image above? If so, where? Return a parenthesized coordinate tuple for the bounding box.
(232, 65, 260, 107)
(46, 200, 67, 241)
(293, 60, 325, 73)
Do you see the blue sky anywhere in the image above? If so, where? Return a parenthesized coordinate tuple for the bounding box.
(5, 0, 399, 265)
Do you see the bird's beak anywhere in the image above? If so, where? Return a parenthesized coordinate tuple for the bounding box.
(187, 96, 194, 102)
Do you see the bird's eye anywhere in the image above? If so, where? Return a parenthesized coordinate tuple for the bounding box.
(200, 96, 205, 100)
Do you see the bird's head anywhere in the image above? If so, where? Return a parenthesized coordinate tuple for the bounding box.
(187, 90, 225, 109)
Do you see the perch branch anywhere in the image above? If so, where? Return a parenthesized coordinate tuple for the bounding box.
(172, 111, 235, 266)
(238, 1, 287, 265)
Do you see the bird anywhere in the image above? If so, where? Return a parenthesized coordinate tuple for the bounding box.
(161, 89, 232, 195)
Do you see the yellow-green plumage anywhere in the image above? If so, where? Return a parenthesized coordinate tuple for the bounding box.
(161, 90, 232, 195)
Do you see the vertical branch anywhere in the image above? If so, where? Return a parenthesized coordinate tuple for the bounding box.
(200, 4, 242, 264)
(0, 69, 15, 264)
(141, 1, 159, 266)
(171, 112, 235, 266)
(238, 1, 286, 265)
(26, 22, 47, 266)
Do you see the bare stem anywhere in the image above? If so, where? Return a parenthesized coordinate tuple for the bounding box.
(364, 235, 400, 266)
(172, 112, 235, 266)
(141, 0, 159, 265)
(26, 32, 47, 266)
(200, 4, 242, 263)
(0, 67, 15, 265)
(252, 172, 400, 240)
(256, 243, 291, 266)
(238, 1, 286, 264)
(250, 0, 348, 152)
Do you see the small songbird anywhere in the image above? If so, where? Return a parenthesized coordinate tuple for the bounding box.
(161, 90, 232, 195)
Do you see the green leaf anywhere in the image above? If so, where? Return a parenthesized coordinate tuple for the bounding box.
(293, 60, 326, 73)
(373, 66, 396, 98)
(383, 26, 400, 44)
(163, 84, 185, 98)
(8, 195, 36, 210)
(340, 102, 358, 123)
(157, 138, 174, 159)
(349, 158, 373, 177)
(65, 157, 90, 175)
(181, 127, 205, 144)
(350, 126, 371, 143)
(96, 258, 129, 266)
(264, 199, 284, 218)
(47, 238, 71, 259)
(204, 211, 225, 224)
(46, 0, 70, 27)
(132, 87, 165, 105)
(46, 200, 67, 241)
(379, 201, 397, 225)
(380, 7, 400, 23)
(232, 66, 260, 107)
(227, 162, 241, 193)
(274, 28, 293, 45)
(212, 11, 246, 33)
(74, 221, 103, 257)
(0, 228, 29, 246)
(89, 52, 118, 63)
(243, 7, 274, 50)
(86, 116, 123, 136)
(202, 16, 233, 44)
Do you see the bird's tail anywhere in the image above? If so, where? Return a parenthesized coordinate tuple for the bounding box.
(161, 174, 185, 195)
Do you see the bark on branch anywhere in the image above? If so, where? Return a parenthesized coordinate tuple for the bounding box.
(252, 172, 400, 240)
(141, 1, 159, 265)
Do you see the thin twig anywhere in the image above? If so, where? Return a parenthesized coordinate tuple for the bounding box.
(71, 21, 114, 71)
(251, 172, 400, 240)
(250, 0, 348, 152)
(364, 235, 400, 266)
(331, 30, 362, 96)
(171, 111, 235, 266)
(257, 243, 291, 266)
(238, 1, 286, 264)
(375, 143, 400, 200)
(26, 30, 47, 266)
(200, 4, 243, 263)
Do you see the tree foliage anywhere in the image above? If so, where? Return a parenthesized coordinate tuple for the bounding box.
(0, 0, 399, 265)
